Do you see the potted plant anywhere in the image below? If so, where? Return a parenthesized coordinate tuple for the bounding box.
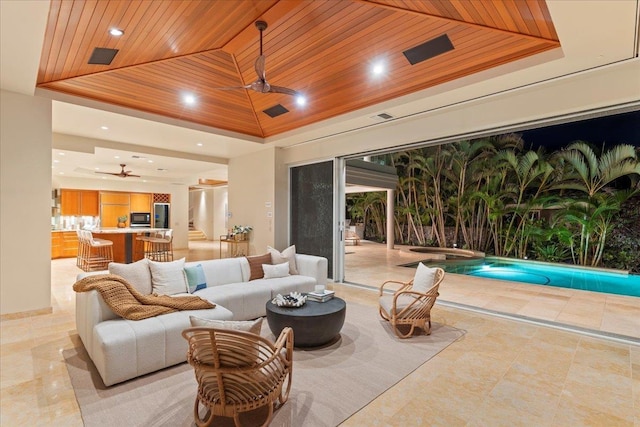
(232, 225, 252, 241)
(117, 215, 128, 228)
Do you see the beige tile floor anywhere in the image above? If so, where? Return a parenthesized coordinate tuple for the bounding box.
(1, 240, 638, 426)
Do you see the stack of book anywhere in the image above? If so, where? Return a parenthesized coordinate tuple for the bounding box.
(306, 289, 335, 302)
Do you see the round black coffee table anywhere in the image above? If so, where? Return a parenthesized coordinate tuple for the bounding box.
(265, 297, 346, 347)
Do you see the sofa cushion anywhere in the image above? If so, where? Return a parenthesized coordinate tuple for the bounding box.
(184, 264, 207, 293)
(189, 316, 263, 335)
(268, 245, 298, 275)
(108, 259, 152, 295)
(196, 258, 246, 286)
(246, 253, 272, 280)
(251, 275, 317, 298)
(149, 258, 188, 295)
(195, 283, 272, 320)
(263, 262, 290, 279)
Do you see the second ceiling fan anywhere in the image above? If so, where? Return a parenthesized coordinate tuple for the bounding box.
(218, 21, 303, 99)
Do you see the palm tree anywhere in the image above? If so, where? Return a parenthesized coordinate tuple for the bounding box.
(552, 142, 640, 266)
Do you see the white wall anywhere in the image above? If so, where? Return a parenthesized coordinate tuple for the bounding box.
(213, 187, 228, 239)
(52, 176, 190, 249)
(1, 90, 52, 315)
(188, 187, 228, 240)
(228, 148, 276, 255)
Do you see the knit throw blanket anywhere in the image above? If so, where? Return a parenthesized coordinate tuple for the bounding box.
(73, 274, 215, 320)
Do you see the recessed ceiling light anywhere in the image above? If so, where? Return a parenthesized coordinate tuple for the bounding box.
(59, 172, 64, 175)
(102, 176, 107, 180)
(100, 126, 109, 130)
(196, 142, 203, 147)
(94, 167, 100, 170)
(114, 155, 120, 159)
(183, 94, 196, 105)
(295, 95, 307, 107)
(372, 61, 385, 76)
(58, 152, 65, 156)
(53, 159, 60, 163)
(109, 28, 124, 37)
(143, 180, 147, 183)
(147, 160, 153, 163)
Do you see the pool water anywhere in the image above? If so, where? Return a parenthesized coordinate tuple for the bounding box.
(409, 257, 640, 297)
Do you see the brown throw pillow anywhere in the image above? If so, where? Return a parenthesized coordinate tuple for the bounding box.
(246, 253, 272, 280)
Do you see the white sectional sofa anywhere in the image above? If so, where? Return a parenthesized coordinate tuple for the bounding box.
(75, 253, 327, 386)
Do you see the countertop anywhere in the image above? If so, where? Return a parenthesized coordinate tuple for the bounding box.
(52, 228, 168, 234)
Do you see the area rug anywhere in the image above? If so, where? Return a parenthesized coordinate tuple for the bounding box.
(64, 302, 464, 426)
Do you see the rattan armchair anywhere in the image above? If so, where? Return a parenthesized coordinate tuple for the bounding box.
(182, 326, 294, 427)
(378, 267, 444, 338)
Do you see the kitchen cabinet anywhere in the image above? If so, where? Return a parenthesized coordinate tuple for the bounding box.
(51, 232, 63, 259)
(51, 231, 79, 259)
(60, 189, 80, 215)
(62, 231, 79, 258)
(80, 191, 99, 216)
(100, 192, 130, 205)
(60, 189, 99, 216)
(101, 204, 130, 228)
(130, 193, 151, 213)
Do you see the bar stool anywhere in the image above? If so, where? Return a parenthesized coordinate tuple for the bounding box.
(76, 229, 86, 268)
(143, 229, 173, 262)
(80, 230, 114, 271)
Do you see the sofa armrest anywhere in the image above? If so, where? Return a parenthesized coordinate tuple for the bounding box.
(75, 272, 120, 357)
(295, 254, 328, 288)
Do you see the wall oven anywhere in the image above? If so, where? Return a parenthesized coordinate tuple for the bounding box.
(130, 212, 151, 227)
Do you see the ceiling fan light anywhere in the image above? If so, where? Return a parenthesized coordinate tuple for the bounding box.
(295, 95, 307, 107)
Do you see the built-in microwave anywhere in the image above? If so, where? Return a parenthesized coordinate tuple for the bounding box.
(130, 212, 151, 227)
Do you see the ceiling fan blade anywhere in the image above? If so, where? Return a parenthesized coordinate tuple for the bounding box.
(213, 85, 252, 91)
(95, 171, 119, 176)
(268, 86, 299, 96)
(124, 174, 141, 178)
(255, 55, 266, 81)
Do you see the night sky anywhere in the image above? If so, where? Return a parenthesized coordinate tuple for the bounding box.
(519, 110, 639, 152)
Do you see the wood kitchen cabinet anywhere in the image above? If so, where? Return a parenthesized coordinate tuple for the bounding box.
(60, 189, 80, 215)
(60, 189, 99, 216)
(51, 232, 63, 259)
(101, 204, 130, 228)
(100, 192, 130, 205)
(51, 231, 79, 259)
(130, 193, 151, 212)
(80, 191, 99, 216)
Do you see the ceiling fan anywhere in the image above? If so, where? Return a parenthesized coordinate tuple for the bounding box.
(217, 21, 300, 97)
(95, 164, 140, 178)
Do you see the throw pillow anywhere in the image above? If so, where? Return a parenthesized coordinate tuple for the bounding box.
(189, 316, 263, 336)
(262, 262, 290, 279)
(267, 245, 298, 275)
(246, 253, 272, 280)
(412, 262, 437, 293)
(184, 264, 207, 293)
(149, 258, 188, 295)
(108, 258, 152, 295)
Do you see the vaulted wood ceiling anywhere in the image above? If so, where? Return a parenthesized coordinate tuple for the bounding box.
(37, 0, 559, 139)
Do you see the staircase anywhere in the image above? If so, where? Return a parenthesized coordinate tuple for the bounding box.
(188, 229, 207, 241)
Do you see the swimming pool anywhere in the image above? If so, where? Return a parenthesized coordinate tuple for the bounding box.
(407, 256, 640, 297)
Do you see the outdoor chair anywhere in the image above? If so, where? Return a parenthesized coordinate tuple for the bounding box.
(378, 267, 444, 338)
(182, 326, 294, 427)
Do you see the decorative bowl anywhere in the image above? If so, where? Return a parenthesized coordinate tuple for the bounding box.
(272, 292, 306, 307)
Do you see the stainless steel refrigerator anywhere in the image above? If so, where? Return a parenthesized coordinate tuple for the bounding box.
(153, 203, 170, 228)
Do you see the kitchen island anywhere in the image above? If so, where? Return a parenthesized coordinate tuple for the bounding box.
(91, 228, 167, 264)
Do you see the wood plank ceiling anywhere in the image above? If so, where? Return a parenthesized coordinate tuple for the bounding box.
(37, 0, 559, 139)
